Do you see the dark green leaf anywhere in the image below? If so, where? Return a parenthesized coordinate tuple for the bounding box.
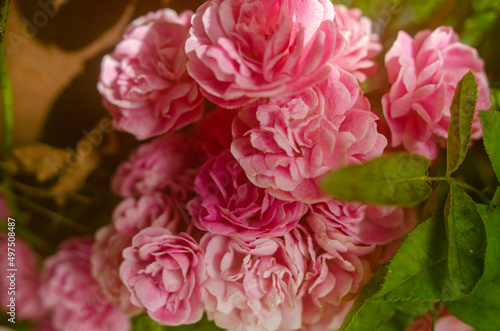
(476, 205, 500, 285)
(447, 71, 479, 176)
(480, 110, 500, 182)
(321, 153, 432, 207)
(447, 274, 500, 331)
(373, 214, 463, 302)
(445, 183, 486, 294)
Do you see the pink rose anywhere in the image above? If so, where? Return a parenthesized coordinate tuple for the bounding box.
(300, 299, 352, 331)
(407, 306, 473, 331)
(91, 193, 186, 315)
(310, 199, 417, 245)
(201, 233, 305, 330)
(231, 68, 387, 203)
(333, 5, 382, 81)
(185, 0, 346, 108)
(41, 237, 130, 331)
(0, 235, 43, 321)
(112, 134, 206, 200)
(195, 107, 239, 157)
(188, 150, 308, 238)
(120, 227, 205, 326)
(286, 225, 372, 312)
(98, 9, 204, 140)
(382, 26, 491, 160)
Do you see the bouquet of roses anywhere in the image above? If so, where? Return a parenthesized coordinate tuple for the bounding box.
(1, 0, 499, 330)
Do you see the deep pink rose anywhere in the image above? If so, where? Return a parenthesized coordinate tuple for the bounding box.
(112, 134, 206, 200)
(201, 233, 304, 331)
(310, 199, 417, 245)
(0, 235, 43, 321)
(0, 194, 9, 220)
(231, 68, 387, 203)
(120, 227, 205, 326)
(185, 0, 346, 108)
(98, 9, 204, 140)
(188, 150, 308, 238)
(91, 193, 186, 315)
(195, 107, 239, 157)
(41, 237, 130, 331)
(333, 4, 382, 81)
(382, 26, 491, 160)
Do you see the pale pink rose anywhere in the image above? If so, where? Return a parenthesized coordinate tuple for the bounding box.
(41, 237, 130, 331)
(120, 227, 205, 326)
(300, 300, 353, 331)
(98, 9, 203, 140)
(310, 199, 417, 245)
(407, 307, 473, 331)
(188, 150, 308, 238)
(185, 0, 346, 108)
(201, 233, 304, 331)
(195, 107, 239, 157)
(286, 224, 372, 316)
(382, 26, 491, 160)
(231, 68, 387, 203)
(0, 235, 44, 321)
(91, 193, 186, 315)
(333, 4, 382, 81)
(112, 134, 206, 200)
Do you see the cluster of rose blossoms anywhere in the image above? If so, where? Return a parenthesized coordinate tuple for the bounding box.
(1, 0, 490, 330)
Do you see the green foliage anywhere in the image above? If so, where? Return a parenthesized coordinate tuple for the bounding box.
(445, 183, 486, 293)
(446, 71, 479, 175)
(321, 154, 432, 206)
(480, 110, 500, 182)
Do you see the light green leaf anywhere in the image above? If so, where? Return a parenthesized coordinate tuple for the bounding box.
(480, 110, 500, 182)
(446, 71, 479, 176)
(445, 183, 486, 294)
(372, 214, 462, 302)
(447, 274, 500, 331)
(131, 314, 167, 331)
(321, 153, 432, 207)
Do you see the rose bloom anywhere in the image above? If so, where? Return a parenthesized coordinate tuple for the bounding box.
(112, 133, 206, 201)
(120, 227, 205, 326)
(185, 0, 346, 108)
(98, 9, 204, 140)
(41, 237, 130, 331)
(382, 26, 491, 160)
(232, 68, 387, 203)
(310, 199, 417, 245)
(91, 193, 186, 315)
(200, 233, 305, 331)
(0, 235, 43, 321)
(333, 4, 382, 82)
(195, 107, 239, 157)
(188, 150, 308, 239)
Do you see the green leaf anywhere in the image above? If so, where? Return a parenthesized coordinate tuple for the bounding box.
(340, 266, 397, 331)
(446, 71, 479, 176)
(372, 214, 462, 302)
(447, 274, 500, 331)
(476, 205, 500, 285)
(131, 314, 167, 331)
(321, 153, 432, 207)
(480, 110, 500, 182)
(445, 183, 486, 294)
